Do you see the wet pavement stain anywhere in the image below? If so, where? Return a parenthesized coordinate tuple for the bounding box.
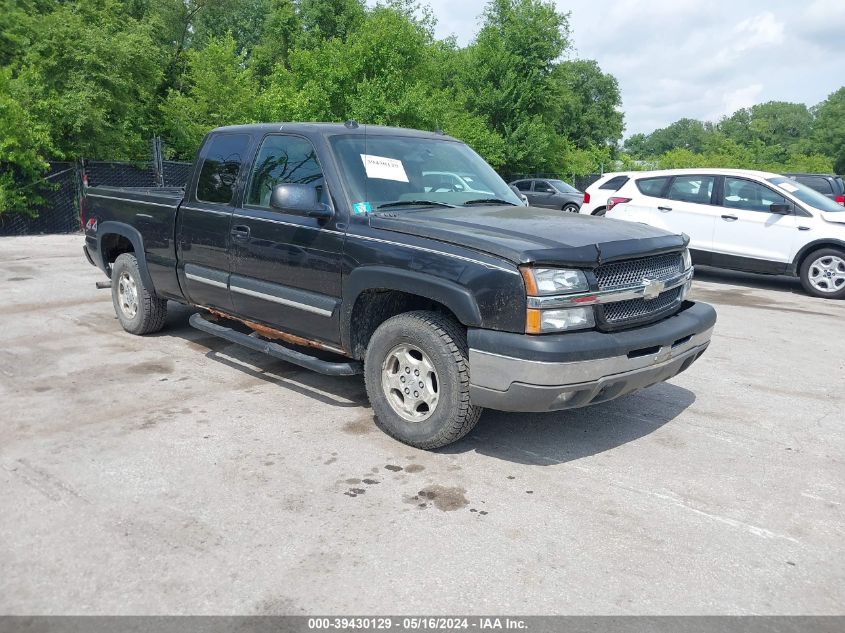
(404, 464, 425, 473)
(128, 360, 174, 375)
(342, 417, 374, 435)
(384, 464, 403, 472)
(406, 485, 469, 512)
(362, 479, 380, 485)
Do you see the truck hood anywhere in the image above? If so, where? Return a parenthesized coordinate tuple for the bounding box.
(368, 205, 688, 266)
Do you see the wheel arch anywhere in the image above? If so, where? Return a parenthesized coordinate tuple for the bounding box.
(97, 221, 157, 295)
(340, 266, 483, 359)
(792, 239, 845, 275)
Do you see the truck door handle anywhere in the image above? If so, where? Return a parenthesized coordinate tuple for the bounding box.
(721, 214, 738, 222)
(231, 225, 250, 240)
(658, 206, 672, 212)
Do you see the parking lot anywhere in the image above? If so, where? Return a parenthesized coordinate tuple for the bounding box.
(1, 234, 843, 615)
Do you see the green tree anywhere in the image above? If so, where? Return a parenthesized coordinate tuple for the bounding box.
(9, 0, 164, 160)
(455, 0, 571, 174)
(813, 88, 845, 174)
(643, 118, 712, 155)
(0, 69, 54, 214)
(192, 0, 271, 53)
(550, 59, 623, 150)
(161, 34, 260, 158)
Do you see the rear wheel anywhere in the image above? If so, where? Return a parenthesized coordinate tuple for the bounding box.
(563, 203, 579, 213)
(364, 311, 482, 449)
(799, 248, 845, 299)
(111, 253, 168, 334)
(592, 206, 607, 216)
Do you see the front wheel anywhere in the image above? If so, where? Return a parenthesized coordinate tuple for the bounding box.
(364, 311, 483, 449)
(799, 248, 845, 299)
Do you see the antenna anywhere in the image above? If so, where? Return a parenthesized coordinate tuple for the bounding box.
(344, 119, 359, 129)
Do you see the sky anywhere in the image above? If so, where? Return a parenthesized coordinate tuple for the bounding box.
(410, 0, 845, 138)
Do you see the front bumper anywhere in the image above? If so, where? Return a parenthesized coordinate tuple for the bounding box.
(468, 301, 716, 412)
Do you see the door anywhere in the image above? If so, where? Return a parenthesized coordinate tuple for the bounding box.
(528, 180, 558, 208)
(229, 134, 345, 346)
(177, 132, 252, 312)
(642, 174, 718, 254)
(711, 176, 799, 273)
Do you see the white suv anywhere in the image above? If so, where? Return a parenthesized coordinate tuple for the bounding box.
(596, 168, 845, 298)
(579, 172, 633, 216)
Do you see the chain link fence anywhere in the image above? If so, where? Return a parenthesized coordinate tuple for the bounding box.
(0, 158, 193, 237)
(0, 163, 81, 236)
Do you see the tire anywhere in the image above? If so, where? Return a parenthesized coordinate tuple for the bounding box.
(364, 311, 483, 449)
(592, 206, 607, 217)
(799, 248, 845, 299)
(563, 203, 579, 213)
(111, 253, 168, 334)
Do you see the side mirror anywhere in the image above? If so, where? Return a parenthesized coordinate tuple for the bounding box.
(769, 203, 792, 215)
(269, 184, 333, 219)
(510, 185, 529, 206)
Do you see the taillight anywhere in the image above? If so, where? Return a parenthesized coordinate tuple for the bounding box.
(607, 197, 631, 211)
(836, 195, 844, 206)
(79, 195, 87, 230)
(583, 191, 591, 204)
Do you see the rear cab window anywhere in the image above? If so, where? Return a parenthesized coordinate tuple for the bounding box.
(195, 133, 252, 204)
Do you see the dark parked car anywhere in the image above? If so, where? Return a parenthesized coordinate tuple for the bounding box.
(783, 173, 845, 206)
(81, 123, 715, 449)
(509, 178, 583, 212)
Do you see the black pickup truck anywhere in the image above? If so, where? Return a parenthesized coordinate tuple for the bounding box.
(82, 123, 716, 449)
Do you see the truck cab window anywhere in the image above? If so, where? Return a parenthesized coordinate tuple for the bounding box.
(195, 133, 251, 204)
(247, 135, 325, 208)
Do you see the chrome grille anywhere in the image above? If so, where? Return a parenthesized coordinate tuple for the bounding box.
(601, 287, 682, 324)
(594, 251, 685, 329)
(595, 252, 684, 290)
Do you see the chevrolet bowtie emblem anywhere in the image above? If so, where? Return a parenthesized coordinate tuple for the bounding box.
(642, 278, 665, 300)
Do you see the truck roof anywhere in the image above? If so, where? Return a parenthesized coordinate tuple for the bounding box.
(210, 122, 459, 142)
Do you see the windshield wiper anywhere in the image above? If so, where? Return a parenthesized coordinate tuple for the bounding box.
(376, 200, 456, 210)
(461, 198, 519, 206)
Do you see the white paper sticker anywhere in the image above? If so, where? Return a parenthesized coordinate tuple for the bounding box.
(777, 182, 799, 193)
(361, 154, 408, 182)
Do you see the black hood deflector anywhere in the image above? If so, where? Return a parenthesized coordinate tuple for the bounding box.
(368, 206, 688, 267)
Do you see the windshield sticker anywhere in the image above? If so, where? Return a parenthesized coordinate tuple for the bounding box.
(360, 154, 409, 182)
(777, 182, 799, 193)
(352, 202, 372, 215)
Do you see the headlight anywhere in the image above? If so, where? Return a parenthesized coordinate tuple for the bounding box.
(526, 307, 595, 333)
(521, 267, 589, 295)
(682, 248, 692, 270)
(520, 266, 595, 333)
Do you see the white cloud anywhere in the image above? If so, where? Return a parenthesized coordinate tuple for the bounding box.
(720, 84, 764, 119)
(373, 0, 844, 136)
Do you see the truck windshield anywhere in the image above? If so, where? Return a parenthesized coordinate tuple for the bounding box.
(768, 176, 844, 212)
(329, 133, 523, 211)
